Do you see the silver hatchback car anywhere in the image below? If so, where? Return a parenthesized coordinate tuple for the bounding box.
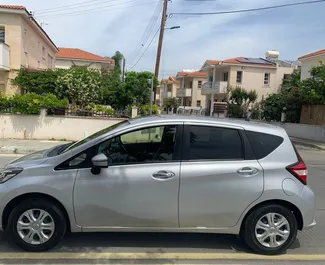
(0, 116, 316, 254)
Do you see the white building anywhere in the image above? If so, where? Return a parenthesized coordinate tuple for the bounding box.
(55, 47, 114, 71)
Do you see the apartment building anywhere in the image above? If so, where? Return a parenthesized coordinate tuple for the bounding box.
(0, 5, 58, 94)
(159, 76, 179, 105)
(55, 48, 115, 71)
(176, 71, 207, 108)
(200, 50, 299, 115)
(298, 49, 325, 80)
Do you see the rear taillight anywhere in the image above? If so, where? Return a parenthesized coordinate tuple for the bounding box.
(287, 147, 307, 185)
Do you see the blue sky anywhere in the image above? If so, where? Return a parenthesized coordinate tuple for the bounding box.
(4, 0, 325, 78)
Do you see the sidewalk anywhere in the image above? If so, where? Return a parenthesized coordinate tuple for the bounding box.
(290, 137, 325, 151)
(0, 139, 71, 155)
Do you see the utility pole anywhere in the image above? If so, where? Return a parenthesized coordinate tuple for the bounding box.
(154, 0, 168, 103)
(122, 57, 126, 82)
(149, 76, 154, 115)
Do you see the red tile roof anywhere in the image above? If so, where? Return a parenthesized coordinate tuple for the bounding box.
(0, 5, 26, 10)
(298, 49, 325, 60)
(177, 71, 207, 77)
(57, 48, 114, 63)
(161, 76, 179, 84)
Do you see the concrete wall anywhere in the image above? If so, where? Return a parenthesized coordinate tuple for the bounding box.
(229, 65, 277, 100)
(300, 55, 325, 80)
(0, 114, 124, 141)
(277, 123, 325, 143)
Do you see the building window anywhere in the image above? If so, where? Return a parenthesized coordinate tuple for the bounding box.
(223, 72, 229, 82)
(198, 81, 202, 89)
(264, 73, 270, 85)
(196, 100, 201, 107)
(236, 71, 242, 83)
(0, 28, 5, 43)
(189, 81, 193, 89)
(48, 54, 53, 68)
(283, 74, 291, 80)
(42, 46, 46, 58)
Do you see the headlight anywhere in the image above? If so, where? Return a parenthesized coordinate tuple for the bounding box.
(0, 168, 23, 183)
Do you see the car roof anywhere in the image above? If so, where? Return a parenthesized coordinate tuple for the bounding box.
(128, 115, 286, 136)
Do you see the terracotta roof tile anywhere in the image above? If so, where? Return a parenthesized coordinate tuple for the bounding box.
(161, 76, 179, 84)
(57, 48, 114, 63)
(177, 71, 207, 77)
(298, 49, 325, 60)
(0, 5, 26, 10)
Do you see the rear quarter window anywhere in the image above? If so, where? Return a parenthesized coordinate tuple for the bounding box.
(246, 131, 284, 159)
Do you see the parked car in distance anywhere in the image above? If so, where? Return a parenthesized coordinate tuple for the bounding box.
(0, 116, 316, 254)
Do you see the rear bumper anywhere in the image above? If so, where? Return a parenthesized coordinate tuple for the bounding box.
(300, 185, 316, 230)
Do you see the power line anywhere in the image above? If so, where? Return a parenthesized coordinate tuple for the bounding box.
(36, 0, 120, 14)
(128, 27, 160, 70)
(127, 0, 162, 65)
(34, 0, 108, 12)
(36, 0, 154, 19)
(171, 0, 325, 16)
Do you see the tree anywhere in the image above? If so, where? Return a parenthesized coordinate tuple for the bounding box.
(300, 61, 325, 104)
(261, 68, 304, 122)
(228, 86, 258, 118)
(111, 51, 124, 75)
(163, 97, 179, 113)
(56, 67, 102, 108)
(124, 71, 159, 106)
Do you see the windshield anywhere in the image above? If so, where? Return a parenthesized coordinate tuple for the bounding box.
(61, 120, 129, 153)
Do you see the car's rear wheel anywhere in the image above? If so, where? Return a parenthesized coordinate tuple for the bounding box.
(7, 198, 67, 251)
(242, 204, 298, 255)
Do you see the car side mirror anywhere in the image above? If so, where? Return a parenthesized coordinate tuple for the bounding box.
(91, 154, 108, 175)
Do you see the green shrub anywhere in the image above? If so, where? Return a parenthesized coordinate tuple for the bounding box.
(104, 108, 114, 116)
(139, 104, 158, 115)
(0, 92, 10, 110)
(7, 93, 68, 115)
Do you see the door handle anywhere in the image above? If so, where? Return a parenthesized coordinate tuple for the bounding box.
(152, 170, 175, 181)
(237, 167, 258, 175)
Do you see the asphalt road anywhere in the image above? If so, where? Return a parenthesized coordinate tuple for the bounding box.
(0, 146, 324, 265)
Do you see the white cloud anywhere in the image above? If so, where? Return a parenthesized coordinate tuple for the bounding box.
(3, 0, 325, 78)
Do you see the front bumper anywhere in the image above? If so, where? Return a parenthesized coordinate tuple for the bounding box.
(305, 219, 317, 230)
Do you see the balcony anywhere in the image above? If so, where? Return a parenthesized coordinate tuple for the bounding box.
(0, 43, 10, 70)
(176, 87, 192, 98)
(202, 81, 228, 95)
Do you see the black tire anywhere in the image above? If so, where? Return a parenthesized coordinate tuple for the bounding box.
(6, 198, 67, 252)
(242, 204, 298, 255)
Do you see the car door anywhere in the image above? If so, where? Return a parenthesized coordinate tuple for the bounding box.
(179, 124, 263, 228)
(73, 123, 183, 228)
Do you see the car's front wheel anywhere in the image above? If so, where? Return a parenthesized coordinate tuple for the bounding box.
(242, 204, 298, 255)
(7, 198, 67, 251)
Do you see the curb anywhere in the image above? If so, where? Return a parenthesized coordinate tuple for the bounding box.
(0, 147, 43, 155)
(291, 139, 325, 151)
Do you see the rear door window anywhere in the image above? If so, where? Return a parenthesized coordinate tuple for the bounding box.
(246, 131, 284, 159)
(185, 125, 243, 160)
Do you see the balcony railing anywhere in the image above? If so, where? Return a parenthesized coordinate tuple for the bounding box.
(176, 87, 192, 98)
(0, 43, 10, 70)
(202, 81, 228, 94)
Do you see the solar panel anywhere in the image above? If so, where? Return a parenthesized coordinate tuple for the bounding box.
(238, 58, 274, 65)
